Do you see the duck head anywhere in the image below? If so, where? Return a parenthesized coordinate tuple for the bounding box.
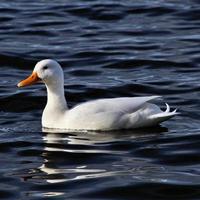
(17, 59, 64, 88)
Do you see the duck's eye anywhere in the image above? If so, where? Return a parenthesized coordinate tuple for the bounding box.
(43, 66, 48, 70)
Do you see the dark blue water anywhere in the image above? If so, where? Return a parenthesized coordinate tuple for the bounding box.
(0, 0, 200, 199)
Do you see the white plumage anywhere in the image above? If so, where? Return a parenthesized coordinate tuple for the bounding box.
(18, 59, 178, 131)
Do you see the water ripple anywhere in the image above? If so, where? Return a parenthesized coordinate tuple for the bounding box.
(0, 0, 200, 199)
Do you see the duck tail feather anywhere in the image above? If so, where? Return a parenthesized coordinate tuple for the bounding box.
(165, 103, 170, 113)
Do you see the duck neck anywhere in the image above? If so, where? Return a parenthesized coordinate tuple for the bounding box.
(45, 82, 68, 112)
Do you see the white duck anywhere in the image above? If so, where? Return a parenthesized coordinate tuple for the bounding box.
(18, 59, 177, 131)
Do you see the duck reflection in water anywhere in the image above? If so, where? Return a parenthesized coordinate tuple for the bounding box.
(36, 127, 168, 184)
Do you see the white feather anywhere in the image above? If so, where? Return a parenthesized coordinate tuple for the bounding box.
(165, 103, 170, 113)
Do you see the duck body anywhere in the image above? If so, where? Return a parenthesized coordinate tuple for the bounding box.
(18, 59, 178, 131)
(42, 96, 176, 131)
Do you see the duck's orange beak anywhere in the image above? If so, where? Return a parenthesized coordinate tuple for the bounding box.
(17, 72, 40, 87)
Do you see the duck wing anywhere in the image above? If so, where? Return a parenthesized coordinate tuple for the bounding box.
(70, 95, 161, 114)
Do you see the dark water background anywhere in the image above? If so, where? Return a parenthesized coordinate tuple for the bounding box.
(0, 0, 200, 199)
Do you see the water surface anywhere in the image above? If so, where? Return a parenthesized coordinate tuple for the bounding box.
(0, 0, 200, 199)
